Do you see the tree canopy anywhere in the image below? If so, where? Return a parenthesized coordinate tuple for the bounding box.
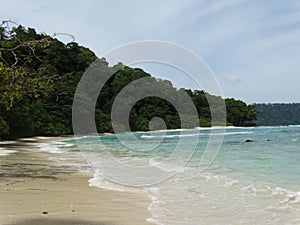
(255, 103, 300, 126)
(0, 23, 258, 140)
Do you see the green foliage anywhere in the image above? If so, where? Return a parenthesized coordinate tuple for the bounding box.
(225, 99, 257, 126)
(0, 23, 97, 139)
(199, 118, 211, 127)
(255, 103, 300, 126)
(0, 23, 56, 109)
(0, 116, 9, 137)
(0, 23, 258, 140)
(95, 109, 112, 133)
(4, 102, 35, 138)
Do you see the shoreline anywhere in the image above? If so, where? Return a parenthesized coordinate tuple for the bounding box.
(1, 126, 299, 224)
(0, 138, 153, 225)
(1, 125, 255, 142)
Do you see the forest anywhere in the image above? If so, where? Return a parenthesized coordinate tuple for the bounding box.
(0, 22, 257, 140)
(255, 103, 300, 126)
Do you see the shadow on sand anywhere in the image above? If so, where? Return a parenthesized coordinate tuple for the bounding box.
(14, 218, 116, 225)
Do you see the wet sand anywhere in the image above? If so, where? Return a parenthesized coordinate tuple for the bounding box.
(0, 139, 152, 225)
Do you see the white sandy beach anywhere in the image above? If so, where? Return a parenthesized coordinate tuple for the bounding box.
(0, 138, 153, 225)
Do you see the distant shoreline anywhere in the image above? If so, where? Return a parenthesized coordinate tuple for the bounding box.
(4, 125, 300, 143)
(0, 125, 270, 143)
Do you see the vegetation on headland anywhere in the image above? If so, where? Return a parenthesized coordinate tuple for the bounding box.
(0, 22, 257, 140)
(255, 103, 300, 126)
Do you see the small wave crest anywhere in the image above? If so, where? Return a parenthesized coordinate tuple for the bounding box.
(146, 166, 300, 225)
(88, 172, 145, 193)
(36, 141, 74, 154)
(141, 133, 200, 139)
(148, 158, 182, 173)
(37, 142, 63, 154)
(141, 131, 254, 139)
(0, 148, 17, 156)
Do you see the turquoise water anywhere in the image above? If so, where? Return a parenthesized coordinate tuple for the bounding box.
(213, 126, 300, 191)
(63, 126, 300, 224)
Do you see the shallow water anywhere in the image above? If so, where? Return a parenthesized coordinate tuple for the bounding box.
(40, 126, 300, 224)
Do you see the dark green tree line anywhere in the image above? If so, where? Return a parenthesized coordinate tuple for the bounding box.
(255, 103, 300, 126)
(0, 23, 257, 139)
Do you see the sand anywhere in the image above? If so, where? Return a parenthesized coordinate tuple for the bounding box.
(0, 139, 153, 225)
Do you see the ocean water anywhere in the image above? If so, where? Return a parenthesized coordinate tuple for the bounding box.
(50, 126, 300, 224)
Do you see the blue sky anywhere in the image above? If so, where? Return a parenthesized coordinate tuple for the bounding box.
(1, 0, 299, 103)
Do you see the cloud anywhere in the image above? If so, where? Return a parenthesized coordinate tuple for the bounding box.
(0, 0, 299, 103)
(226, 75, 240, 85)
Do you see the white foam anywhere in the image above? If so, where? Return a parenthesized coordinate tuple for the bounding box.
(268, 186, 300, 205)
(89, 172, 136, 192)
(141, 133, 200, 139)
(0, 140, 17, 145)
(141, 131, 254, 139)
(87, 161, 300, 225)
(146, 217, 164, 225)
(148, 158, 182, 173)
(18, 137, 38, 141)
(222, 131, 254, 135)
(36, 141, 74, 154)
(288, 125, 300, 127)
(147, 163, 300, 224)
(0, 148, 17, 156)
(53, 141, 74, 147)
(36, 136, 59, 140)
(36, 142, 63, 154)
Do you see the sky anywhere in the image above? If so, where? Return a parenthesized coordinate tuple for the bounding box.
(0, 0, 299, 103)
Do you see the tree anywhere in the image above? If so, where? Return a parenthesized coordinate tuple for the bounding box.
(255, 103, 300, 126)
(0, 21, 63, 109)
(0, 22, 258, 140)
(225, 98, 257, 126)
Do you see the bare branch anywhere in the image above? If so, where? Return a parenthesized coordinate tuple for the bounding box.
(11, 51, 18, 68)
(0, 20, 79, 109)
(53, 32, 75, 42)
